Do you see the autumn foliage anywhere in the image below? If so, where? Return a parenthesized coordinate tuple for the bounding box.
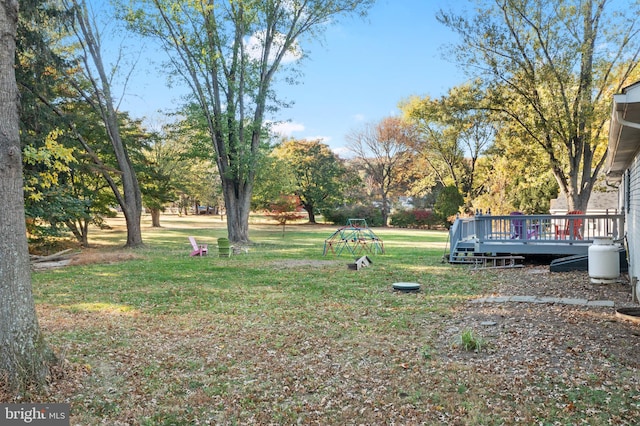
(265, 195, 305, 235)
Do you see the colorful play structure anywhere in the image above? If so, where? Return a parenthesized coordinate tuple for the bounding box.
(323, 218, 384, 256)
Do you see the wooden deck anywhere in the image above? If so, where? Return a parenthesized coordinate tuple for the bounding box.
(448, 213, 624, 262)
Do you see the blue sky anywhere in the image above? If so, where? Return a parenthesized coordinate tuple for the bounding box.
(268, 0, 467, 156)
(119, 0, 468, 156)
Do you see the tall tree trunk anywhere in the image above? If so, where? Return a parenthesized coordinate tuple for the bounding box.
(102, 100, 143, 247)
(0, 0, 52, 391)
(72, 0, 144, 248)
(223, 180, 251, 244)
(555, 172, 591, 213)
(563, 188, 591, 213)
(381, 193, 389, 226)
(307, 207, 316, 224)
(302, 201, 316, 224)
(116, 157, 143, 247)
(150, 208, 161, 227)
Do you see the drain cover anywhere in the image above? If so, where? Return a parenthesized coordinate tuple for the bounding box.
(393, 282, 421, 292)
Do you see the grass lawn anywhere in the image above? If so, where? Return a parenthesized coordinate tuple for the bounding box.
(14, 214, 640, 424)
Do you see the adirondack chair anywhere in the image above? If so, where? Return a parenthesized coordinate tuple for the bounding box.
(510, 211, 524, 239)
(189, 236, 208, 256)
(555, 211, 584, 240)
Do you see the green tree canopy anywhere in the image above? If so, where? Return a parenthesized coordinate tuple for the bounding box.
(272, 139, 348, 224)
(401, 83, 494, 210)
(434, 185, 464, 227)
(437, 0, 640, 212)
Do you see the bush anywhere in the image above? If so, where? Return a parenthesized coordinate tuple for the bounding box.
(414, 209, 437, 228)
(389, 210, 413, 228)
(390, 209, 437, 229)
(321, 205, 384, 227)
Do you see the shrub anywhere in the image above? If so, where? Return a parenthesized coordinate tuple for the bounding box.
(321, 205, 384, 227)
(390, 209, 437, 229)
(389, 210, 413, 228)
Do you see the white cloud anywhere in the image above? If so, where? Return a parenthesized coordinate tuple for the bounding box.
(353, 113, 366, 122)
(245, 30, 302, 65)
(270, 121, 305, 136)
(302, 135, 332, 144)
(332, 146, 354, 159)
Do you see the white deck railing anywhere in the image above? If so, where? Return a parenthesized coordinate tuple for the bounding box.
(450, 213, 625, 258)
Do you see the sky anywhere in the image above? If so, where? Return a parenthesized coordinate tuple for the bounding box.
(117, 0, 469, 157)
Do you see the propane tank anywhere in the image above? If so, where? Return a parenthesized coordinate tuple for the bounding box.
(588, 237, 620, 284)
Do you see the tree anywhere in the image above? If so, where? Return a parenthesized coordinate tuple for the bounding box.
(272, 139, 347, 223)
(16, 0, 93, 245)
(401, 83, 495, 209)
(124, 0, 374, 244)
(472, 145, 559, 215)
(61, 0, 145, 247)
(0, 0, 52, 391)
(473, 119, 560, 214)
(167, 109, 225, 216)
(438, 0, 640, 212)
(62, 169, 116, 246)
(22, 130, 84, 242)
(347, 117, 419, 226)
(16, 0, 145, 247)
(265, 194, 305, 237)
(139, 131, 182, 227)
(434, 185, 464, 227)
(252, 152, 296, 211)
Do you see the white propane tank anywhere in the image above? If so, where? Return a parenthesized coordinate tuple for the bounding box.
(588, 237, 620, 284)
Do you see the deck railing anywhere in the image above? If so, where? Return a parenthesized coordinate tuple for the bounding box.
(450, 212, 625, 258)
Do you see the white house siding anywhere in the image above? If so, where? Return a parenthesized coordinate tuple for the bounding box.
(605, 81, 640, 303)
(626, 159, 640, 302)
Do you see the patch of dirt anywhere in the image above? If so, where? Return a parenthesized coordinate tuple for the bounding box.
(438, 267, 640, 395)
(479, 267, 636, 305)
(268, 259, 342, 269)
(69, 249, 143, 266)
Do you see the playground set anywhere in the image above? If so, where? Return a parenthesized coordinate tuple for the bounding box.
(323, 218, 384, 257)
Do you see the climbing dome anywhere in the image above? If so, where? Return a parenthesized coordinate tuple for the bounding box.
(323, 218, 384, 256)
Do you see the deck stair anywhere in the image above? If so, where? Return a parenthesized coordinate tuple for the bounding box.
(448, 218, 477, 263)
(449, 246, 476, 263)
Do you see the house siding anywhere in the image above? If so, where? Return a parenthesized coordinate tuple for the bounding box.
(627, 157, 640, 302)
